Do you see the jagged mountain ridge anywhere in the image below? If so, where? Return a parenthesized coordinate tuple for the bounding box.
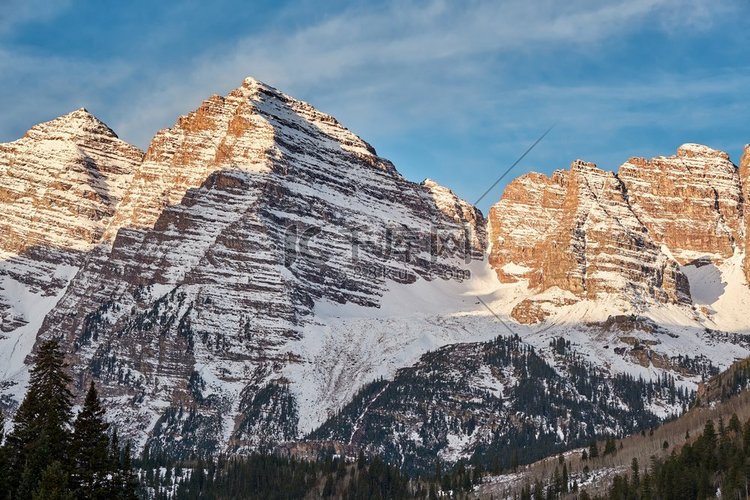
(1, 77, 485, 452)
(488, 144, 749, 324)
(0, 77, 749, 471)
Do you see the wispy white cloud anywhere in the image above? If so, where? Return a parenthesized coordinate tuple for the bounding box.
(109, 0, 741, 144)
(0, 0, 746, 209)
(0, 0, 71, 34)
(0, 47, 133, 140)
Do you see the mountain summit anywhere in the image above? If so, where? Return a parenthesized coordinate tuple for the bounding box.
(0, 77, 749, 471)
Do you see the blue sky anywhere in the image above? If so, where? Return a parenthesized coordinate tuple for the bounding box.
(1, 0, 748, 212)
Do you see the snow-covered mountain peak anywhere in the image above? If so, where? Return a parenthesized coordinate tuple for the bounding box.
(0, 109, 143, 255)
(2, 77, 489, 454)
(676, 142, 731, 160)
(0, 109, 144, 407)
(237, 76, 386, 167)
(115, 77, 403, 238)
(23, 107, 123, 144)
(1, 78, 749, 470)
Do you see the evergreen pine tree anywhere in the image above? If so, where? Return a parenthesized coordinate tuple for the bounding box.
(322, 475, 335, 497)
(6, 339, 73, 498)
(553, 467, 561, 495)
(603, 436, 617, 455)
(630, 457, 640, 488)
(1, 346, 137, 500)
(729, 413, 741, 434)
(641, 472, 652, 499)
(70, 381, 111, 499)
(32, 461, 74, 500)
(428, 483, 438, 500)
(588, 440, 599, 458)
(119, 441, 139, 500)
(108, 428, 122, 496)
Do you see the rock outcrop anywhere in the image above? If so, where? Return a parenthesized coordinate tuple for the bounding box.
(489, 157, 691, 323)
(741, 145, 750, 283)
(619, 144, 742, 264)
(489, 144, 750, 323)
(0, 110, 142, 367)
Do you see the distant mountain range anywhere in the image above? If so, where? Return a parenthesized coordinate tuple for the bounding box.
(1, 77, 749, 473)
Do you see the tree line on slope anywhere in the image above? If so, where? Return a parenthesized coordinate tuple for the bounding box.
(600, 414, 750, 500)
(138, 448, 482, 499)
(0, 335, 712, 499)
(310, 335, 693, 478)
(473, 336, 691, 474)
(0, 340, 138, 500)
(522, 412, 750, 500)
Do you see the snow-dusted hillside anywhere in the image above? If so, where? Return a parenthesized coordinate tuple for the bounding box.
(0, 109, 143, 410)
(286, 252, 750, 470)
(0, 77, 749, 472)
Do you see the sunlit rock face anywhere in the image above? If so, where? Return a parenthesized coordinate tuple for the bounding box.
(0, 108, 143, 256)
(0, 109, 143, 363)
(619, 144, 743, 264)
(5, 78, 483, 453)
(741, 145, 750, 284)
(488, 155, 695, 323)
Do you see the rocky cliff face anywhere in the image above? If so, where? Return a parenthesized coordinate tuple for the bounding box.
(619, 144, 743, 264)
(0, 111, 142, 393)
(1, 77, 749, 471)
(741, 145, 750, 284)
(23, 78, 484, 453)
(489, 157, 691, 323)
(488, 144, 750, 324)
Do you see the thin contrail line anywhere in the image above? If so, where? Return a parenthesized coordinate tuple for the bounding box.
(473, 123, 556, 206)
(475, 295, 516, 336)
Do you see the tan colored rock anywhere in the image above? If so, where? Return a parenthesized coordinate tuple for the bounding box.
(628, 348, 671, 370)
(489, 159, 689, 314)
(618, 144, 742, 264)
(489, 143, 749, 319)
(510, 293, 578, 324)
(488, 171, 567, 284)
(741, 145, 750, 283)
(0, 109, 143, 256)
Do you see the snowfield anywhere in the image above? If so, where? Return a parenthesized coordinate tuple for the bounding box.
(286, 250, 750, 434)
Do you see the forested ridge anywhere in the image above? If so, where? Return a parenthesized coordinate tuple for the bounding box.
(597, 414, 750, 499)
(2, 337, 748, 499)
(138, 451, 479, 499)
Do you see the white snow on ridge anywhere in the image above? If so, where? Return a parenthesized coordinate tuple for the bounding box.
(0, 263, 78, 403)
(681, 251, 750, 333)
(287, 251, 750, 433)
